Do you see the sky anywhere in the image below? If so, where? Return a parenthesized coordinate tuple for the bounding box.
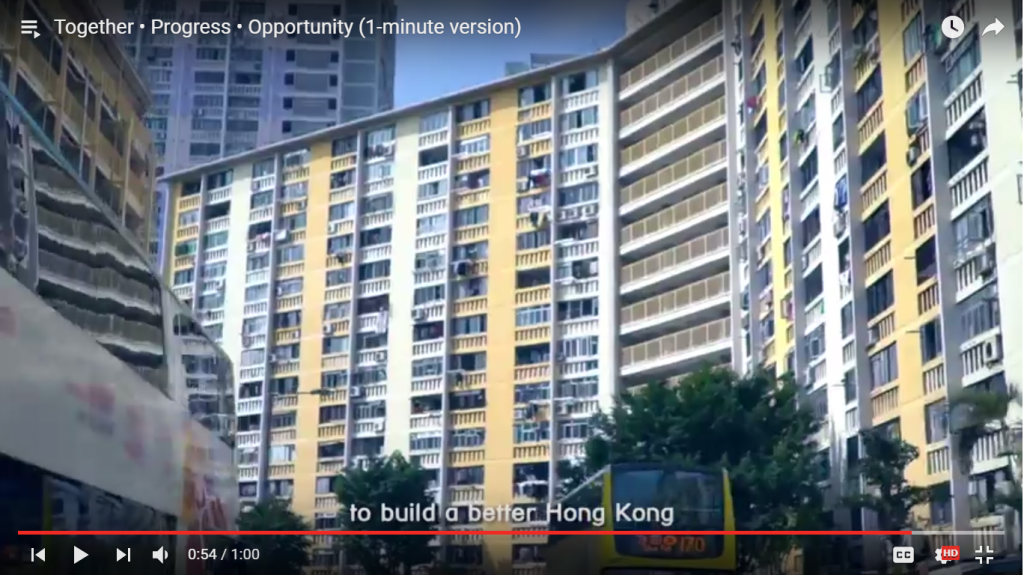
(393, 0, 629, 106)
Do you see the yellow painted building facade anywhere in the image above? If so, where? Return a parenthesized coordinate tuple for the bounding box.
(739, 0, 1021, 562)
(161, 0, 743, 570)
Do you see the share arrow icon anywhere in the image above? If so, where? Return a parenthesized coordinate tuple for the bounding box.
(983, 18, 1005, 36)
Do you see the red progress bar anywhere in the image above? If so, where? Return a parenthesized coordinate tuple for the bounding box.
(19, 530, 912, 536)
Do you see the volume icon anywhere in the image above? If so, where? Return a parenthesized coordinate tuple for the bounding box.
(21, 20, 40, 38)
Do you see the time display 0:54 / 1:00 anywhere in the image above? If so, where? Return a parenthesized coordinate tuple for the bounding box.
(188, 549, 261, 561)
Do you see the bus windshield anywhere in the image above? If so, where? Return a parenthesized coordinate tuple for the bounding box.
(611, 467, 725, 559)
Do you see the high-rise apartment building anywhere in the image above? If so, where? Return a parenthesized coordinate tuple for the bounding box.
(1, 0, 157, 251)
(116, 0, 397, 261)
(1, 0, 237, 444)
(160, 1, 735, 568)
(733, 0, 1020, 560)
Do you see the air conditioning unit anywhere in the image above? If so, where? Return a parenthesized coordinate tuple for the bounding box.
(380, 143, 394, 155)
(374, 351, 387, 363)
(514, 407, 529, 421)
(275, 286, 285, 296)
(243, 337, 253, 348)
(247, 243, 256, 253)
(517, 180, 531, 193)
(977, 248, 995, 277)
(517, 145, 529, 158)
(412, 308, 426, 322)
(275, 229, 290, 241)
(328, 222, 339, 234)
(906, 145, 921, 166)
(251, 181, 261, 192)
(350, 386, 363, 398)
(583, 166, 598, 178)
(333, 249, 351, 263)
(556, 402, 572, 416)
(374, 421, 386, 433)
(833, 215, 847, 238)
(582, 204, 597, 217)
(866, 327, 880, 347)
(323, 322, 334, 334)
(982, 337, 1003, 364)
(801, 254, 810, 270)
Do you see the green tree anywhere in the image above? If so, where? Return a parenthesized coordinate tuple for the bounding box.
(236, 498, 312, 575)
(335, 452, 437, 575)
(950, 385, 1022, 513)
(844, 428, 934, 574)
(563, 367, 827, 572)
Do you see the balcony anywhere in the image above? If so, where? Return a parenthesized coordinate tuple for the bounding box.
(621, 183, 727, 258)
(620, 58, 725, 137)
(619, 14, 724, 96)
(620, 141, 726, 214)
(621, 271, 731, 339)
(621, 318, 732, 381)
(621, 98, 726, 171)
(621, 227, 729, 299)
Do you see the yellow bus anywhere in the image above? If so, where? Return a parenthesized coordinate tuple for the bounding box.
(547, 463, 736, 574)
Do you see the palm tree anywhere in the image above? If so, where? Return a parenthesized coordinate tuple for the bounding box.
(949, 386, 1021, 508)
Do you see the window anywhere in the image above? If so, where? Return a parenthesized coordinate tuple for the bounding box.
(173, 269, 194, 286)
(517, 230, 550, 250)
(514, 422, 550, 444)
(945, 31, 979, 93)
(326, 268, 353, 286)
(357, 261, 391, 280)
(319, 404, 346, 424)
(454, 206, 489, 227)
(557, 298, 598, 321)
(865, 272, 894, 318)
(920, 317, 942, 363)
(953, 197, 993, 255)
(902, 13, 924, 63)
(841, 303, 853, 338)
(560, 107, 598, 131)
(414, 285, 445, 305)
(558, 336, 598, 358)
(178, 210, 199, 226)
(869, 344, 898, 389)
(245, 284, 269, 302)
(559, 144, 597, 168)
(905, 87, 928, 131)
(961, 285, 1000, 339)
(561, 70, 598, 94)
(452, 315, 487, 335)
(925, 400, 949, 443)
(558, 183, 599, 206)
(454, 278, 487, 299)
(518, 83, 550, 107)
(455, 99, 490, 122)
(863, 201, 891, 251)
(516, 306, 549, 327)
(518, 118, 552, 142)
(321, 371, 348, 389)
(417, 215, 447, 236)
(277, 244, 305, 263)
(329, 201, 354, 221)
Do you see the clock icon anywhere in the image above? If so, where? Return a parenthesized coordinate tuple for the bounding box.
(942, 15, 965, 39)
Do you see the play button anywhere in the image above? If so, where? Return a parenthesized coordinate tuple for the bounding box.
(116, 549, 127, 562)
(73, 546, 88, 564)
